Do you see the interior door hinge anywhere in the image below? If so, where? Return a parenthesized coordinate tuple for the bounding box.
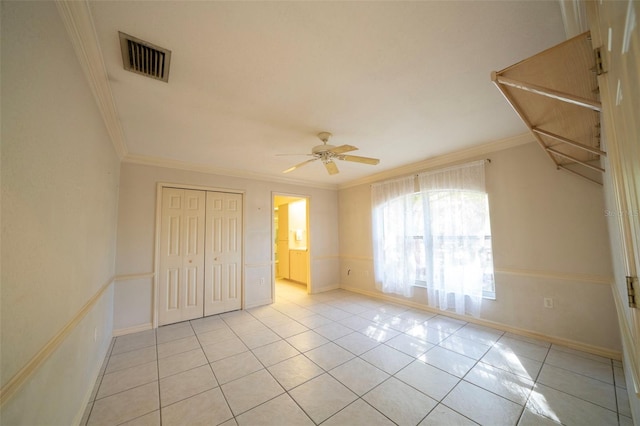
(593, 46, 607, 75)
(627, 276, 638, 308)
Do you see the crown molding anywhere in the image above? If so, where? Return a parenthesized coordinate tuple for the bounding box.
(55, 0, 128, 159)
(338, 132, 535, 190)
(122, 154, 339, 191)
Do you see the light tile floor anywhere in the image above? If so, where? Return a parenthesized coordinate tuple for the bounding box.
(84, 281, 634, 425)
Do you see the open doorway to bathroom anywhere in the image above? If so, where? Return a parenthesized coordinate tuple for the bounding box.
(273, 193, 310, 300)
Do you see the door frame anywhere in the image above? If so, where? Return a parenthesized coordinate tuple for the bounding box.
(153, 182, 246, 328)
(272, 191, 311, 296)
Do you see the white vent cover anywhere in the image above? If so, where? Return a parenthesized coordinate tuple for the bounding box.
(119, 32, 171, 82)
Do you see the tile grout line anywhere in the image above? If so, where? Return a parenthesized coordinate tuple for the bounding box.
(88, 336, 160, 425)
(87, 285, 630, 425)
(507, 333, 550, 425)
(271, 288, 372, 425)
(154, 327, 162, 426)
(278, 288, 628, 424)
(193, 316, 238, 424)
(83, 337, 114, 425)
(611, 359, 623, 426)
(523, 345, 620, 422)
(277, 289, 473, 425)
(534, 349, 621, 415)
(417, 327, 488, 425)
(280, 288, 478, 424)
(239, 304, 317, 424)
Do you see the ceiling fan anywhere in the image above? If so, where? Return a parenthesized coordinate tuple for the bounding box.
(281, 132, 380, 175)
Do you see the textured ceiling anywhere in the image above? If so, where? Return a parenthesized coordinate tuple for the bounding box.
(88, 1, 567, 187)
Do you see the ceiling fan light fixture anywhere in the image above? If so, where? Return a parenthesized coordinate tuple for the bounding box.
(280, 131, 380, 175)
(317, 132, 332, 143)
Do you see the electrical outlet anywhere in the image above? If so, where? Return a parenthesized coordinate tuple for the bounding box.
(260, 277, 265, 286)
(543, 298, 554, 309)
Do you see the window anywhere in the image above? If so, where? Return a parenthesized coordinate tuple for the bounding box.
(418, 190, 494, 297)
(377, 191, 495, 296)
(372, 161, 494, 316)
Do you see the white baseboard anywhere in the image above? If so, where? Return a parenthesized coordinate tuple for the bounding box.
(112, 323, 153, 337)
(72, 338, 112, 426)
(311, 284, 341, 294)
(245, 299, 274, 310)
(341, 285, 622, 360)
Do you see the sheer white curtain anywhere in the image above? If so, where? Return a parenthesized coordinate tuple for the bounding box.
(371, 175, 417, 297)
(418, 160, 488, 316)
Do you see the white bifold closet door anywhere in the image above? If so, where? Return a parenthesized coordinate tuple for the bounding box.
(204, 191, 243, 316)
(158, 188, 206, 326)
(158, 188, 243, 326)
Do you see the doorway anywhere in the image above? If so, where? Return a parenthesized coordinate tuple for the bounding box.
(273, 194, 310, 297)
(156, 186, 243, 326)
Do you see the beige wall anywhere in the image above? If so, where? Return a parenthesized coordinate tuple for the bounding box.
(1, 1, 120, 423)
(114, 163, 339, 332)
(0, 2, 629, 424)
(338, 142, 621, 352)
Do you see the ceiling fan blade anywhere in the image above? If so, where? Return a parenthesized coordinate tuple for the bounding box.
(324, 161, 339, 175)
(339, 154, 380, 165)
(330, 144, 358, 155)
(276, 153, 313, 157)
(283, 158, 318, 173)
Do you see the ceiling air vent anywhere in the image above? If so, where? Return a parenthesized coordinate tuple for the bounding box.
(119, 32, 171, 83)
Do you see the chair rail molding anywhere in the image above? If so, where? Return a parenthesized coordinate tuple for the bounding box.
(0, 276, 115, 406)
